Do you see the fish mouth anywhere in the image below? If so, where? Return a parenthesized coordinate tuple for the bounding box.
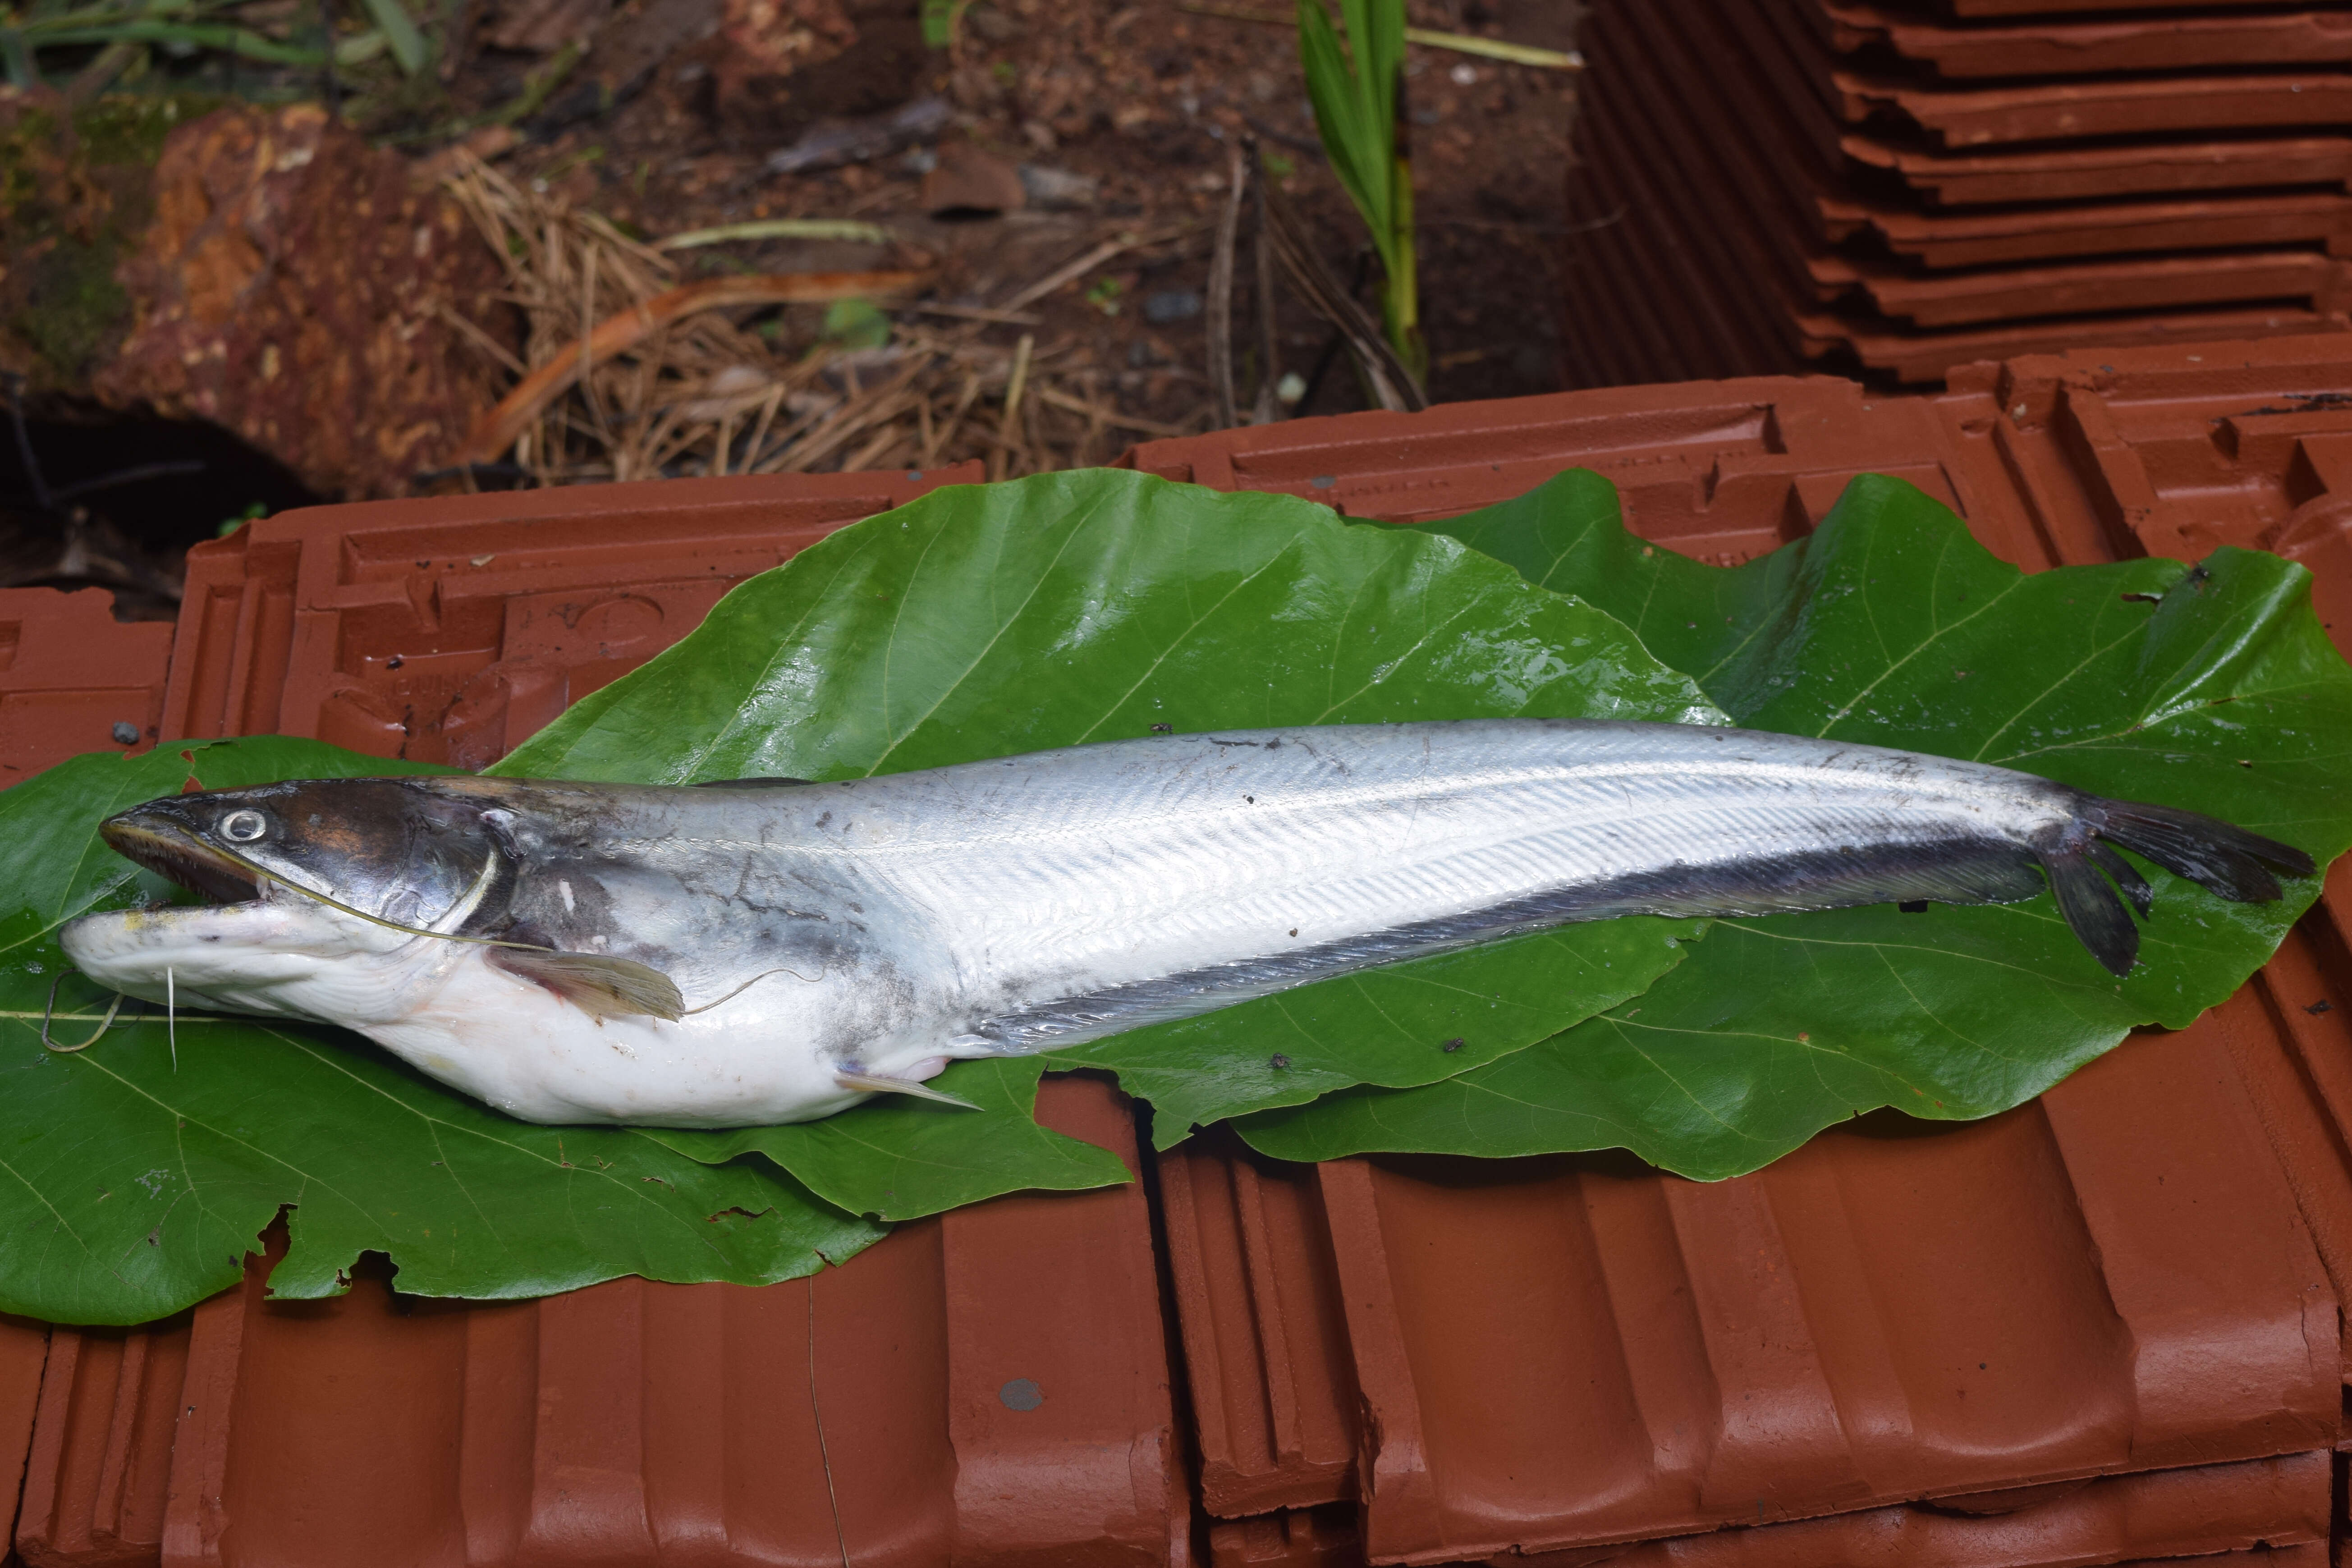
(100, 813, 261, 905)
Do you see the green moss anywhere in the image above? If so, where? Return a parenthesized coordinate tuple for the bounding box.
(0, 92, 218, 381)
(21, 235, 132, 381)
(69, 92, 226, 166)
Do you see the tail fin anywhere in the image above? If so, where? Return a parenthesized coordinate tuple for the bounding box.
(2042, 799, 2313, 979)
(2094, 802, 2314, 903)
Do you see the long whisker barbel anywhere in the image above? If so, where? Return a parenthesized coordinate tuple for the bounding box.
(41, 976, 124, 1053)
(210, 842, 563, 957)
(680, 965, 822, 1017)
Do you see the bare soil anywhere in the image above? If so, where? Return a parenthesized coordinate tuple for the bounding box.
(431, 0, 1577, 426)
(1, 0, 1579, 613)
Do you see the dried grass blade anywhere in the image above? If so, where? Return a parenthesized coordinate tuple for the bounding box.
(458, 270, 929, 466)
(1033, 386, 1197, 438)
(1256, 152, 1424, 411)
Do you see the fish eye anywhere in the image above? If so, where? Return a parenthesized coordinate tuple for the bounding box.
(219, 809, 270, 843)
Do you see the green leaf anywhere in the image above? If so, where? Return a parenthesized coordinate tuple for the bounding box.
(500, 468, 1722, 1156)
(821, 297, 890, 349)
(0, 741, 883, 1325)
(1238, 472, 2352, 1178)
(646, 1058, 1118, 1222)
(1296, 0, 1385, 240)
(917, 0, 965, 47)
(353, 0, 426, 73)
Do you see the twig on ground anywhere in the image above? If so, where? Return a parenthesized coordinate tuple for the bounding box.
(1252, 163, 1283, 425)
(992, 332, 1036, 481)
(1254, 145, 1426, 412)
(1208, 142, 1245, 431)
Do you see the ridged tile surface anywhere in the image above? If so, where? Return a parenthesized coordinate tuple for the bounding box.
(0, 590, 172, 785)
(11, 1077, 1180, 1568)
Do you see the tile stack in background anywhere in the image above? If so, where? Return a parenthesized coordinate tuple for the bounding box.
(1560, 0, 2352, 386)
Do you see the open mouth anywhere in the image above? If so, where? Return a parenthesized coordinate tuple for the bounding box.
(100, 815, 261, 905)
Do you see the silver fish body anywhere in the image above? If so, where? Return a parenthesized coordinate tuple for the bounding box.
(58, 719, 2310, 1127)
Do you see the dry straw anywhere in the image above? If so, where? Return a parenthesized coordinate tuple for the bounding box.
(436, 154, 1211, 488)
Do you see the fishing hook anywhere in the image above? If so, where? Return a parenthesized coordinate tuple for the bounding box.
(40, 977, 124, 1053)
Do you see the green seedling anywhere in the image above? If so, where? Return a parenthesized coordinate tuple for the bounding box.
(821, 298, 891, 349)
(0, 0, 434, 87)
(1294, 0, 1421, 380)
(917, 0, 968, 47)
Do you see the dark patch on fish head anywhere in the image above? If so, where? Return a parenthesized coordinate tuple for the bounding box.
(101, 778, 499, 923)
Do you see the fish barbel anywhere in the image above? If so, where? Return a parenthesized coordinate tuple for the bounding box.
(59, 719, 2311, 1127)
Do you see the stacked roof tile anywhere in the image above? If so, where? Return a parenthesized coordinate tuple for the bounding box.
(1561, 0, 2352, 386)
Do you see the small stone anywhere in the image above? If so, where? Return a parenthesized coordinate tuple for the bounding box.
(1143, 290, 1202, 326)
(964, 3, 1020, 41)
(1017, 162, 1099, 210)
(922, 142, 1026, 217)
(111, 722, 140, 745)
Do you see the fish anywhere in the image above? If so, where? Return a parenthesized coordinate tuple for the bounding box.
(58, 719, 2312, 1128)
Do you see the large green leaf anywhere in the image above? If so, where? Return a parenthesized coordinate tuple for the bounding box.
(500, 468, 1721, 1168)
(0, 741, 885, 1326)
(1238, 472, 2352, 1178)
(0, 470, 1716, 1319)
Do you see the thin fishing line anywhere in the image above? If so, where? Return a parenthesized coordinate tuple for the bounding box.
(166, 966, 177, 1071)
(40, 977, 123, 1053)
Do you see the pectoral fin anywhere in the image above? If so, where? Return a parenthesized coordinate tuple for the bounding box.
(489, 947, 685, 1021)
(834, 1069, 981, 1109)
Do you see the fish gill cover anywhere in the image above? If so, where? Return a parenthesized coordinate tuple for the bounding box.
(1, 468, 2347, 1322)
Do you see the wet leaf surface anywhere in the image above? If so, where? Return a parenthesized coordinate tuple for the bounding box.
(1237, 472, 2352, 1177)
(2, 470, 1716, 1318)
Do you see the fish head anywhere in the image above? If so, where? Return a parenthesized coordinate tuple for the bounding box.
(97, 778, 503, 926)
(60, 778, 507, 1019)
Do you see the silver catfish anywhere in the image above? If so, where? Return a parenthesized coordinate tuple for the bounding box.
(59, 719, 2311, 1127)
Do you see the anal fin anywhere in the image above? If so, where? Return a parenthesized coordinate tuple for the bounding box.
(835, 1069, 980, 1110)
(489, 947, 685, 1021)
(2041, 848, 2140, 979)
